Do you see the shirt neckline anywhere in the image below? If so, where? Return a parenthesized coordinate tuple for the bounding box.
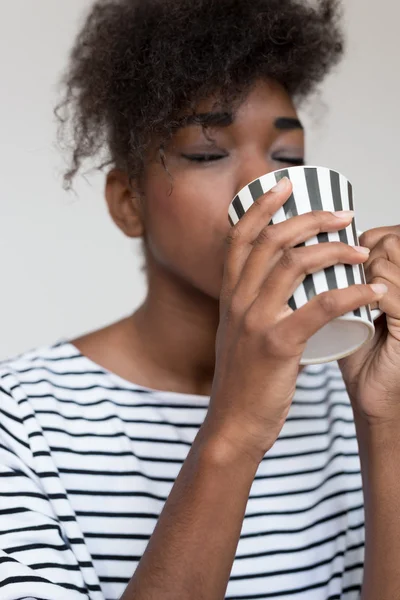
(58, 339, 211, 404)
(52, 339, 325, 406)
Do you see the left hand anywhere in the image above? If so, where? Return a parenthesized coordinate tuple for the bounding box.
(338, 226, 400, 425)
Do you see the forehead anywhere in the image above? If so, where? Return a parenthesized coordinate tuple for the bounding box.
(175, 78, 301, 137)
(196, 78, 297, 120)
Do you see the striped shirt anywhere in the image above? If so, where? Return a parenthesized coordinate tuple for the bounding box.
(0, 339, 364, 600)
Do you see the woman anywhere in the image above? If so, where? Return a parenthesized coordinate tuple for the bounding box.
(1, 0, 400, 599)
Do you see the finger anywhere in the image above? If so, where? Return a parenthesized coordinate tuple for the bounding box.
(360, 227, 400, 250)
(233, 210, 355, 308)
(366, 257, 400, 318)
(253, 242, 370, 318)
(222, 178, 293, 296)
(277, 283, 388, 347)
(364, 233, 400, 310)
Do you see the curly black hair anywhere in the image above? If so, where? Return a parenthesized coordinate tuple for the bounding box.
(55, 0, 344, 191)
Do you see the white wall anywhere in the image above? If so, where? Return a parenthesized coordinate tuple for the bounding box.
(1, 0, 399, 361)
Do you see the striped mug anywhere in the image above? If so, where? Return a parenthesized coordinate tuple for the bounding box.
(228, 165, 382, 365)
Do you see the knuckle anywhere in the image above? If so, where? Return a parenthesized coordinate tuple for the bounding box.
(228, 295, 246, 321)
(316, 291, 337, 315)
(262, 327, 297, 358)
(369, 256, 387, 275)
(279, 248, 297, 270)
(309, 210, 322, 222)
(242, 311, 261, 335)
(341, 241, 358, 256)
(225, 225, 242, 247)
(382, 233, 400, 252)
(254, 225, 276, 246)
(253, 196, 265, 209)
(262, 332, 280, 355)
(358, 230, 372, 247)
(354, 284, 369, 304)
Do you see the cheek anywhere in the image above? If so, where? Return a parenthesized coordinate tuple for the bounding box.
(143, 174, 232, 292)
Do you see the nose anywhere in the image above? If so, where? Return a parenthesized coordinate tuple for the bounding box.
(234, 156, 277, 198)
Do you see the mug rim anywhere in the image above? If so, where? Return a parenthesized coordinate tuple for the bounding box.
(232, 165, 351, 206)
(300, 313, 375, 365)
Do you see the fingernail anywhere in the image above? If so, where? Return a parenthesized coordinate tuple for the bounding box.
(370, 283, 388, 295)
(270, 177, 289, 193)
(353, 245, 370, 254)
(333, 210, 355, 220)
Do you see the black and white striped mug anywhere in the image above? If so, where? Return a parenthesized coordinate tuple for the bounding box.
(228, 166, 382, 365)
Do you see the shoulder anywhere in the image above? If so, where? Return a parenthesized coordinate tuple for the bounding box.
(0, 338, 159, 420)
(0, 339, 97, 430)
(0, 342, 72, 465)
(0, 339, 78, 395)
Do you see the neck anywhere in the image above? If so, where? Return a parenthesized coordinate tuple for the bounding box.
(129, 269, 308, 395)
(72, 263, 305, 396)
(128, 271, 220, 396)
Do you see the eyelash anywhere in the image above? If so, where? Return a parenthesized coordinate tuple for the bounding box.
(183, 154, 305, 166)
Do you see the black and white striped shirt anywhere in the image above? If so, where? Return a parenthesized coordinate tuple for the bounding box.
(0, 340, 364, 600)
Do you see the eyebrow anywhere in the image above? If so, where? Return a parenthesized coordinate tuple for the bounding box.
(274, 117, 304, 131)
(176, 112, 303, 131)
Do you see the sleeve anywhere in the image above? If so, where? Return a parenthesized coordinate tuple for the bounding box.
(0, 374, 103, 600)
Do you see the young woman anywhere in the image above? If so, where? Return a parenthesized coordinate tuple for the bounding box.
(1, 1, 400, 599)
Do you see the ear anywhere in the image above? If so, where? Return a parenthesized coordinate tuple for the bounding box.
(105, 169, 145, 238)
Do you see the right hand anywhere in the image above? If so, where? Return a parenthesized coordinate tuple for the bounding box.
(202, 177, 383, 465)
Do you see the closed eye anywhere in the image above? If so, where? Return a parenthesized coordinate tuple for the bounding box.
(182, 154, 226, 162)
(274, 157, 305, 166)
(183, 154, 305, 166)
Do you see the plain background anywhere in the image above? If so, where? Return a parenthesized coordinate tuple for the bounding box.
(0, 0, 399, 361)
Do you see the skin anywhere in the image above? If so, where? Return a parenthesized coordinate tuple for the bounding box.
(70, 77, 400, 597)
(72, 78, 306, 394)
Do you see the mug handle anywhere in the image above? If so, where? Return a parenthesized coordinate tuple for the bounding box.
(357, 229, 383, 321)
